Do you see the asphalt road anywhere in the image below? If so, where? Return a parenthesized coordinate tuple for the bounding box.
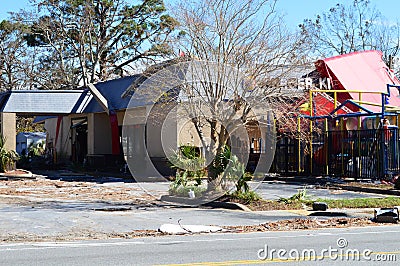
(1, 225, 399, 265)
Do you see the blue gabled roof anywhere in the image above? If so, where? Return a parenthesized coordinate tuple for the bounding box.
(0, 92, 9, 108)
(32, 116, 57, 124)
(81, 75, 140, 113)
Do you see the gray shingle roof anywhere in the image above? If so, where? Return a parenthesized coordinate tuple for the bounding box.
(0, 90, 85, 114)
(0, 75, 140, 115)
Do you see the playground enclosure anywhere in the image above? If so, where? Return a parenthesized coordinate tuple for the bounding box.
(270, 86, 400, 180)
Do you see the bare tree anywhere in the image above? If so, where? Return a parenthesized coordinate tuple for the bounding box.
(299, 0, 400, 69)
(124, 0, 306, 192)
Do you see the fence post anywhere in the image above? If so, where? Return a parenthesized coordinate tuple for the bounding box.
(325, 118, 328, 176)
(310, 119, 313, 175)
(340, 117, 345, 176)
(297, 116, 301, 173)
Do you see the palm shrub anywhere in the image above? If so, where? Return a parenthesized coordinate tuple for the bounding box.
(218, 147, 261, 203)
(0, 135, 19, 172)
(212, 146, 251, 193)
(223, 154, 250, 192)
(28, 141, 45, 157)
(169, 145, 206, 196)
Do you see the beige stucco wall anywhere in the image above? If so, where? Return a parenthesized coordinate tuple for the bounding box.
(92, 112, 112, 154)
(87, 113, 95, 155)
(0, 112, 16, 151)
(41, 102, 272, 168)
(146, 104, 177, 157)
(44, 114, 92, 161)
(173, 104, 273, 155)
(177, 119, 203, 148)
(175, 104, 209, 151)
(123, 106, 147, 125)
(120, 105, 178, 157)
(44, 116, 72, 160)
(118, 104, 201, 158)
(45, 112, 117, 159)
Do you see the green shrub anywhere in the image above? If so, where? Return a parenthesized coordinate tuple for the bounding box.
(168, 145, 207, 197)
(230, 190, 261, 204)
(170, 145, 206, 179)
(0, 135, 19, 172)
(221, 151, 253, 193)
(28, 141, 45, 157)
(278, 187, 309, 204)
(169, 183, 206, 197)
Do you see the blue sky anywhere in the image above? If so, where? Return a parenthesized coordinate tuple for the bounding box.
(275, 0, 400, 28)
(0, 0, 30, 20)
(0, 0, 399, 29)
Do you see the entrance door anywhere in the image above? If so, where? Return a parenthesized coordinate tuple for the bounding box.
(71, 118, 88, 163)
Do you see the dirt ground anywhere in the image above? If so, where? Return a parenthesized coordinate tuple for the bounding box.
(0, 176, 396, 242)
(224, 217, 382, 233)
(0, 176, 157, 205)
(0, 176, 164, 242)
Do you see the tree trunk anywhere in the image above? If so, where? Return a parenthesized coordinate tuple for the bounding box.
(207, 122, 230, 192)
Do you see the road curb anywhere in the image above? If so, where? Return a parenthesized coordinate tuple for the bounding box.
(203, 201, 252, 211)
(160, 195, 252, 211)
(334, 185, 400, 196)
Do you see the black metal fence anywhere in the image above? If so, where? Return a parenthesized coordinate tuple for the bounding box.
(271, 127, 400, 180)
(271, 136, 303, 175)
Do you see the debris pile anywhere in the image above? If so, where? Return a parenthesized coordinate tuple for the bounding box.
(0, 178, 156, 204)
(223, 217, 379, 233)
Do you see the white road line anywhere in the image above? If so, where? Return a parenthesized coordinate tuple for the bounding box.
(1, 227, 399, 251)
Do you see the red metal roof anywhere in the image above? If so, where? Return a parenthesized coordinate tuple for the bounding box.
(315, 50, 400, 113)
